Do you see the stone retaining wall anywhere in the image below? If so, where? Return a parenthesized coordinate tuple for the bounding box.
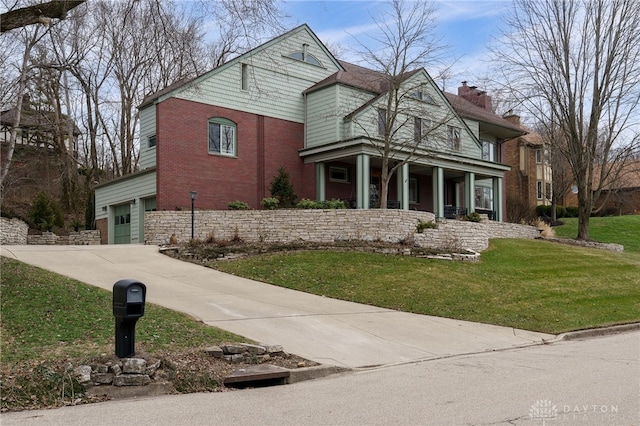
(1, 217, 29, 245)
(1, 217, 102, 245)
(145, 210, 436, 245)
(145, 210, 539, 252)
(27, 230, 101, 245)
(414, 219, 540, 252)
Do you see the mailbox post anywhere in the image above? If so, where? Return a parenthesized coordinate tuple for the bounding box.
(113, 279, 146, 358)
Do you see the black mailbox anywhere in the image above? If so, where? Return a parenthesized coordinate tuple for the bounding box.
(113, 280, 146, 318)
(113, 280, 146, 358)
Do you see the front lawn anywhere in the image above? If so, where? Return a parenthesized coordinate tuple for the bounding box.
(211, 237, 640, 334)
(554, 215, 640, 252)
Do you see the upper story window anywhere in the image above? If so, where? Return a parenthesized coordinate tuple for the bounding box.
(414, 117, 432, 145)
(147, 135, 156, 148)
(447, 125, 461, 151)
(241, 64, 248, 90)
(378, 108, 387, 137)
(410, 89, 435, 104)
(481, 140, 495, 161)
(286, 43, 322, 66)
(535, 149, 543, 163)
(208, 118, 237, 157)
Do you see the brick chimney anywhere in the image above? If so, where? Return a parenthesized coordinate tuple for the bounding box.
(457, 82, 493, 112)
(502, 110, 521, 126)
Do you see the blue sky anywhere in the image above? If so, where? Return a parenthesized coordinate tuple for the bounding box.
(284, 0, 511, 91)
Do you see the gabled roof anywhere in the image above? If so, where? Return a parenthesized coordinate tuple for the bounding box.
(140, 24, 343, 109)
(307, 60, 526, 138)
(306, 60, 421, 95)
(1, 98, 80, 136)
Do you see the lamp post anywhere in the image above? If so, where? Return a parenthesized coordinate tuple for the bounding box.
(190, 191, 197, 241)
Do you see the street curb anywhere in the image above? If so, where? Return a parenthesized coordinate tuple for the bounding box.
(556, 323, 640, 341)
(287, 364, 350, 384)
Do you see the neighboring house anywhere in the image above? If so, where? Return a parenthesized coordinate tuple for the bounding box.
(0, 94, 80, 155)
(94, 24, 525, 244)
(564, 159, 640, 216)
(501, 114, 553, 221)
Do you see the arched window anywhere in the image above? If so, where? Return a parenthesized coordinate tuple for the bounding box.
(208, 118, 237, 157)
(286, 43, 323, 67)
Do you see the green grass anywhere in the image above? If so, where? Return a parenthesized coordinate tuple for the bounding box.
(212, 224, 640, 334)
(0, 257, 244, 364)
(554, 215, 640, 252)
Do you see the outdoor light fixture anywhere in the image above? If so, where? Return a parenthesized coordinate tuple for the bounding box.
(190, 191, 197, 240)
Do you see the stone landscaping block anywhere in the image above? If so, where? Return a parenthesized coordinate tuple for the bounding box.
(111, 364, 122, 376)
(113, 374, 151, 387)
(145, 359, 161, 376)
(264, 344, 284, 354)
(204, 346, 224, 358)
(92, 372, 114, 384)
(74, 365, 92, 384)
(222, 344, 246, 354)
(241, 343, 266, 355)
(122, 358, 147, 374)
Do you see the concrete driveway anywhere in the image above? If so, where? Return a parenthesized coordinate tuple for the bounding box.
(0, 245, 553, 368)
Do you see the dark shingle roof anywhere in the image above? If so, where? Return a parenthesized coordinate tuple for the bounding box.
(1, 102, 80, 136)
(443, 93, 524, 134)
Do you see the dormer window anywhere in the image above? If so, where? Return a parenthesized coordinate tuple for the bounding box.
(286, 43, 322, 66)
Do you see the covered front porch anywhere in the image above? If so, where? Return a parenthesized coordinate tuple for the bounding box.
(303, 148, 509, 221)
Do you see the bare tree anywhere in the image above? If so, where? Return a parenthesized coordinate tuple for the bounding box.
(0, 25, 47, 201)
(492, 0, 640, 240)
(350, 0, 449, 208)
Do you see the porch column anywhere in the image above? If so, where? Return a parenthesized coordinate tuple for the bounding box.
(396, 163, 409, 210)
(492, 176, 503, 222)
(315, 162, 326, 202)
(465, 172, 476, 213)
(356, 154, 370, 209)
(432, 166, 444, 218)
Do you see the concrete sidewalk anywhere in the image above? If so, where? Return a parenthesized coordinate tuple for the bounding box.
(0, 245, 553, 368)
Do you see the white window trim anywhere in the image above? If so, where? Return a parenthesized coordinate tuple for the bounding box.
(329, 166, 350, 183)
(447, 126, 461, 151)
(409, 177, 419, 203)
(208, 118, 237, 157)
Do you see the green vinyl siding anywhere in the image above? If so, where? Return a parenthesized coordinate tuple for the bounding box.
(95, 169, 156, 244)
(138, 105, 156, 169)
(173, 27, 341, 124)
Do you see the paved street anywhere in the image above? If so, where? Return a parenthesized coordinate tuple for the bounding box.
(2, 331, 638, 425)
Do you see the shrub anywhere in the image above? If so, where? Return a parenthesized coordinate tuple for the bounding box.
(296, 198, 320, 209)
(565, 206, 579, 217)
(29, 192, 64, 231)
(463, 212, 482, 222)
(416, 220, 437, 233)
(322, 199, 347, 209)
(261, 197, 279, 210)
(270, 167, 297, 208)
(227, 200, 249, 210)
(555, 205, 567, 218)
(535, 205, 551, 217)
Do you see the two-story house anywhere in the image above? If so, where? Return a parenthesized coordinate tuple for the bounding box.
(94, 24, 524, 244)
(501, 114, 553, 221)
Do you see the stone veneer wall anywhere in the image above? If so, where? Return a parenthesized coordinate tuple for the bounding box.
(414, 219, 540, 252)
(145, 210, 539, 252)
(145, 210, 436, 245)
(27, 230, 101, 245)
(1, 217, 29, 245)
